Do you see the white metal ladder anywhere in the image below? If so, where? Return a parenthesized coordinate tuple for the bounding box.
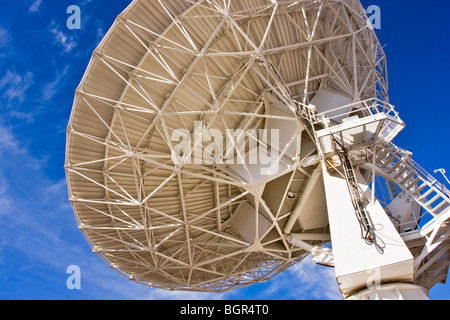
(332, 136, 375, 245)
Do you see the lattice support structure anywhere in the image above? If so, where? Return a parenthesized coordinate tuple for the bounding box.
(65, 0, 448, 297)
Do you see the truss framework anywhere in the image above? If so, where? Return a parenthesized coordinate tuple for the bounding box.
(65, 0, 448, 294)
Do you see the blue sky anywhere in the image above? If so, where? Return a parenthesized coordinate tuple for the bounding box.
(0, 0, 448, 300)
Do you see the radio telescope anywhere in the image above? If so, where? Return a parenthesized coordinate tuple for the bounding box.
(65, 0, 449, 299)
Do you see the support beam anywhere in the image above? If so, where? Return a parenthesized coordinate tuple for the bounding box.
(284, 165, 322, 233)
(322, 167, 414, 299)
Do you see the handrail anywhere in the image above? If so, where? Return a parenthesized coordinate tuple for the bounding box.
(304, 98, 402, 125)
(387, 142, 450, 199)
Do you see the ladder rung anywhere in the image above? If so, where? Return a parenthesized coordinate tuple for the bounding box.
(404, 177, 421, 190)
(398, 171, 415, 186)
(376, 149, 391, 162)
(424, 194, 442, 208)
(393, 166, 408, 180)
(387, 160, 404, 174)
(336, 147, 373, 237)
(431, 200, 449, 214)
(412, 183, 427, 196)
(380, 154, 397, 169)
(418, 188, 435, 201)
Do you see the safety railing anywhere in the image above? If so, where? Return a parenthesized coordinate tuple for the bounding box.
(304, 98, 402, 126)
(308, 98, 405, 155)
(387, 142, 450, 199)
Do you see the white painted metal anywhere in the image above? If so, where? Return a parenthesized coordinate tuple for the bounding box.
(322, 167, 414, 298)
(65, 0, 449, 298)
(346, 283, 429, 300)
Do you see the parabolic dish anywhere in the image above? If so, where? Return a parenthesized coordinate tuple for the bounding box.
(65, 0, 388, 292)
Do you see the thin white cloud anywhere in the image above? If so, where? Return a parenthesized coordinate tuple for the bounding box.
(0, 125, 21, 153)
(142, 288, 217, 301)
(0, 173, 11, 216)
(93, 18, 105, 44)
(0, 70, 34, 104)
(28, 0, 42, 13)
(0, 26, 9, 48)
(48, 21, 77, 53)
(285, 255, 342, 300)
(0, 125, 26, 217)
(41, 66, 69, 101)
(0, 123, 43, 174)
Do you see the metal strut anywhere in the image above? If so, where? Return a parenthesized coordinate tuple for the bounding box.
(332, 136, 375, 245)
